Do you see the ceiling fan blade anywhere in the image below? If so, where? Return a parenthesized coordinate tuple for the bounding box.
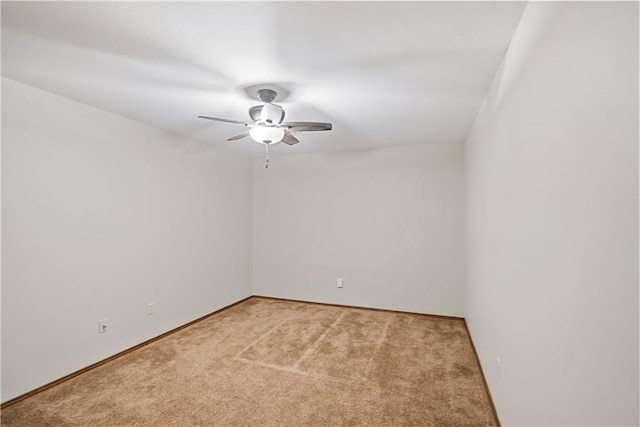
(282, 132, 300, 145)
(198, 116, 249, 126)
(282, 121, 332, 132)
(227, 132, 250, 141)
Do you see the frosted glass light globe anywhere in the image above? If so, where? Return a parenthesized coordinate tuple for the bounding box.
(250, 127, 284, 144)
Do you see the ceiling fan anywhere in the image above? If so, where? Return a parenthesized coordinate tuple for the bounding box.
(198, 89, 332, 167)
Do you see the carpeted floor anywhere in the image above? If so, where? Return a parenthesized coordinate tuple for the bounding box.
(1, 297, 497, 426)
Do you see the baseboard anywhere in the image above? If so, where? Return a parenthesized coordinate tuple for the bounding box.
(463, 321, 502, 427)
(0, 295, 253, 408)
(253, 294, 465, 321)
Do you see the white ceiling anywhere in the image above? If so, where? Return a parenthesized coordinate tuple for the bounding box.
(2, 1, 525, 157)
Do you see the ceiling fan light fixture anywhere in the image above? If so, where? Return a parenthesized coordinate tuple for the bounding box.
(198, 88, 331, 151)
(249, 126, 285, 144)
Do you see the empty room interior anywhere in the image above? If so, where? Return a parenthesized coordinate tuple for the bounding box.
(1, 1, 638, 426)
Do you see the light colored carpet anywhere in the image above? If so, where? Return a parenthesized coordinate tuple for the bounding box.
(1, 297, 497, 426)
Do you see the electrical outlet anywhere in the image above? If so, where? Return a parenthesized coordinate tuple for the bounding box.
(147, 303, 155, 316)
(337, 278, 343, 288)
(98, 319, 108, 334)
(496, 356, 501, 379)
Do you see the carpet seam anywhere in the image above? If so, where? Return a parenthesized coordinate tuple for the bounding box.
(233, 355, 383, 392)
(363, 316, 393, 380)
(292, 311, 347, 370)
(234, 317, 294, 360)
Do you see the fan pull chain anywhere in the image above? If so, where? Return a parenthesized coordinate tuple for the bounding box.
(265, 142, 269, 169)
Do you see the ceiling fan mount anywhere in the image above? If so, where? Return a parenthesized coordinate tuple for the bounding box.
(256, 88, 277, 104)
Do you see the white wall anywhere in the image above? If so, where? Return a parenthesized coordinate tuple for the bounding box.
(253, 144, 465, 316)
(465, 3, 638, 426)
(1, 78, 253, 402)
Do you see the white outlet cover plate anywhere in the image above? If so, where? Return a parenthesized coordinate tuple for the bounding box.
(98, 319, 108, 334)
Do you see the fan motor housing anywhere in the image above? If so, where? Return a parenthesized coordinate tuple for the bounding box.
(249, 104, 285, 124)
(249, 105, 262, 122)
